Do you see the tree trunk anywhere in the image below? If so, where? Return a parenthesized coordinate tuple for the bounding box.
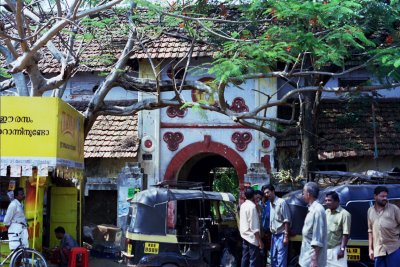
(299, 91, 318, 180)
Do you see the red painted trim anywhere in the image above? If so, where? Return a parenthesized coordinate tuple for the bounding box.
(231, 131, 252, 151)
(164, 135, 247, 193)
(163, 132, 184, 151)
(261, 154, 272, 173)
(161, 123, 248, 129)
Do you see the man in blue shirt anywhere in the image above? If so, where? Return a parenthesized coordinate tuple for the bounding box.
(261, 185, 271, 265)
(55, 226, 78, 266)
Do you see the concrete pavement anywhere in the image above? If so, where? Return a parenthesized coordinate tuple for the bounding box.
(88, 256, 122, 267)
(47, 256, 122, 267)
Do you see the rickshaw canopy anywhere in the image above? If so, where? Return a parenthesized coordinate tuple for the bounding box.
(131, 187, 236, 207)
(128, 187, 236, 236)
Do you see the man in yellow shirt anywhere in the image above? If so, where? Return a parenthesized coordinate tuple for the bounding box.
(325, 191, 351, 267)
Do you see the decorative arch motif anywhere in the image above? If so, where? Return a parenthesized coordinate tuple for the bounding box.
(166, 106, 187, 118)
(164, 135, 247, 188)
(231, 131, 252, 151)
(229, 97, 249, 113)
(163, 132, 184, 151)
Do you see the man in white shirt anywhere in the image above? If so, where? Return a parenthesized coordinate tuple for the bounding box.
(240, 187, 264, 267)
(4, 187, 29, 250)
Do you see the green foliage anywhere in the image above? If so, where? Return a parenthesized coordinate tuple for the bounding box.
(0, 68, 11, 79)
(336, 111, 361, 126)
(213, 168, 239, 200)
(271, 169, 301, 186)
(80, 17, 116, 29)
(181, 102, 208, 120)
(82, 54, 115, 66)
(203, 0, 385, 81)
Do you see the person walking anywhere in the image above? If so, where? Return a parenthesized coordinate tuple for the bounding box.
(368, 186, 400, 267)
(240, 187, 264, 267)
(325, 191, 351, 267)
(3, 187, 29, 250)
(264, 184, 291, 267)
(299, 182, 327, 267)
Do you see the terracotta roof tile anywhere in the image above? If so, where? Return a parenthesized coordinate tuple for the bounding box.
(68, 100, 139, 158)
(31, 31, 214, 74)
(130, 34, 215, 60)
(277, 99, 400, 160)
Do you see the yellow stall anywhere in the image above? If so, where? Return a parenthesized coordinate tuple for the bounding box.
(0, 96, 84, 260)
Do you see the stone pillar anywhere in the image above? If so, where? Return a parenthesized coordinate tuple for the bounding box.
(117, 163, 144, 235)
(244, 163, 270, 190)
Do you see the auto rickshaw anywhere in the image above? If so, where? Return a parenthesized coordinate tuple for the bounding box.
(285, 184, 400, 267)
(122, 186, 241, 267)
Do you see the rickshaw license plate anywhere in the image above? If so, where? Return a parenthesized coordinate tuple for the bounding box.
(347, 248, 360, 261)
(144, 242, 159, 254)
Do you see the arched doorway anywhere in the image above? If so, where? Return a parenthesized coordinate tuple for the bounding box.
(164, 135, 247, 194)
(178, 153, 236, 192)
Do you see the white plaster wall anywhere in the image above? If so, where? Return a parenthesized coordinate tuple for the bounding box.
(159, 80, 257, 124)
(42, 72, 138, 101)
(157, 59, 278, 181)
(137, 62, 161, 186)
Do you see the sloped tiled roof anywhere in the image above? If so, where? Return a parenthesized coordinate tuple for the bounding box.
(38, 35, 125, 74)
(84, 114, 139, 158)
(37, 33, 213, 74)
(130, 35, 214, 59)
(68, 100, 139, 158)
(277, 99, 400, 160)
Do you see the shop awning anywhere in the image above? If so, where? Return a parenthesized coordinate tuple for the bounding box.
(0, 96, 84, 177)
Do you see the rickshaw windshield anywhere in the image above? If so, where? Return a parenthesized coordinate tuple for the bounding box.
(128, 202, 168, 235)
(127, 188, 236, 236)
(213, 200, 237, 221)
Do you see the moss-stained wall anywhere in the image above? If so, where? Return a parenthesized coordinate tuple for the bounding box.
(85, 158, 137, 178)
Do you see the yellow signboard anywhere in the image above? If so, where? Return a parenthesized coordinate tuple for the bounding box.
(0, 96, 84, 169)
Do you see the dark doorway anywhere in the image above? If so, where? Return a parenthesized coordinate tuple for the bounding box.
(178, 153, 238, 196)
(84, 190, 117, 226)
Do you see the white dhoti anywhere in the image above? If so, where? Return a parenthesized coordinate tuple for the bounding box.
(8, 223, 29, 250)
(327, 245, 348, 267)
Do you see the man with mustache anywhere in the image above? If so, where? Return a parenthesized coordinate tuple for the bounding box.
(325, 191, 351, 267)
(368, 186, 400, 267)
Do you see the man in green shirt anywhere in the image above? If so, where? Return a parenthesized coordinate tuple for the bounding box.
(325, 191, 351, 267)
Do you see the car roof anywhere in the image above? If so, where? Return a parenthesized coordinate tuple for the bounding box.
(284, 184, 400, 207)
(319, 184, 400, 205)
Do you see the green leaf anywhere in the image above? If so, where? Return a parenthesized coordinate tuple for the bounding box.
(394, 58, 400, 68)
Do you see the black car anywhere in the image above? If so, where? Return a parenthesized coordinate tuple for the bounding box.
(284, 184, 400, 267)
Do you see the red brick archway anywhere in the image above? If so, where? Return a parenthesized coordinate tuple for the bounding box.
(164, 135, 247, 188)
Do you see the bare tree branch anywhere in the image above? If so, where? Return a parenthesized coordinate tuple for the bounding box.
(8, 0, 124, 73)
(0, 79, 15, 91)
